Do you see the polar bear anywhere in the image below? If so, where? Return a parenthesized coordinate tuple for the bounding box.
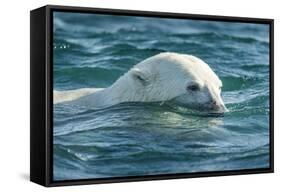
(54, 52, 228, 113)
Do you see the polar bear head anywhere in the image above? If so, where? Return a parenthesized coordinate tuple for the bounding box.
(117, 52, 228, 114)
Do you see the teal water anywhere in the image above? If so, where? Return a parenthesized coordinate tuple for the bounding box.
(53, 12, 270, 181)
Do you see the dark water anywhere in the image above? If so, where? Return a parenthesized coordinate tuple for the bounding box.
(53, 12, 270, 181)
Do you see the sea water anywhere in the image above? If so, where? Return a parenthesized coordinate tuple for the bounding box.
(53, 12, 270, 180)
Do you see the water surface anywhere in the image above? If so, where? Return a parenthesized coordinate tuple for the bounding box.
(53, 12, 270, 180)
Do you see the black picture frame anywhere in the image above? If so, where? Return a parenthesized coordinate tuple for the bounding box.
(30, 4, 274, 187)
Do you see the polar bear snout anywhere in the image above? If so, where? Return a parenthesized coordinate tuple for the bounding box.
(208, 100, 228, 114)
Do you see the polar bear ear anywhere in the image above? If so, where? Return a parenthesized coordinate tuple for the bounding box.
(131, 68, 150, 86)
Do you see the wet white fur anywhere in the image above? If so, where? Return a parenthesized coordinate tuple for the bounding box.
(54, 52, 227, 112)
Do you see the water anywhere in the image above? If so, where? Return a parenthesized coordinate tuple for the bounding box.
(53, 11, 270, 181)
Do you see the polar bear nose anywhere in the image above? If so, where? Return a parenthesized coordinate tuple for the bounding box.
(211, 100, 217, 105)
(210, 100, 228, 113)
(210, 100, 220, 109)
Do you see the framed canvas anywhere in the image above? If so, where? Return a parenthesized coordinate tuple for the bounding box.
(30, 5, 274, 187)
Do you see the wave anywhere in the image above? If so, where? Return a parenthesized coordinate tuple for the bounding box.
(220, 75, 263, 91)
(171, 32, 269, 44)
(54, 134, 269, 163)
(54, 66, 123, 87)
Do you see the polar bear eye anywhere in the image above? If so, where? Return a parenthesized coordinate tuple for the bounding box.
(187, 84, 200, 92)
